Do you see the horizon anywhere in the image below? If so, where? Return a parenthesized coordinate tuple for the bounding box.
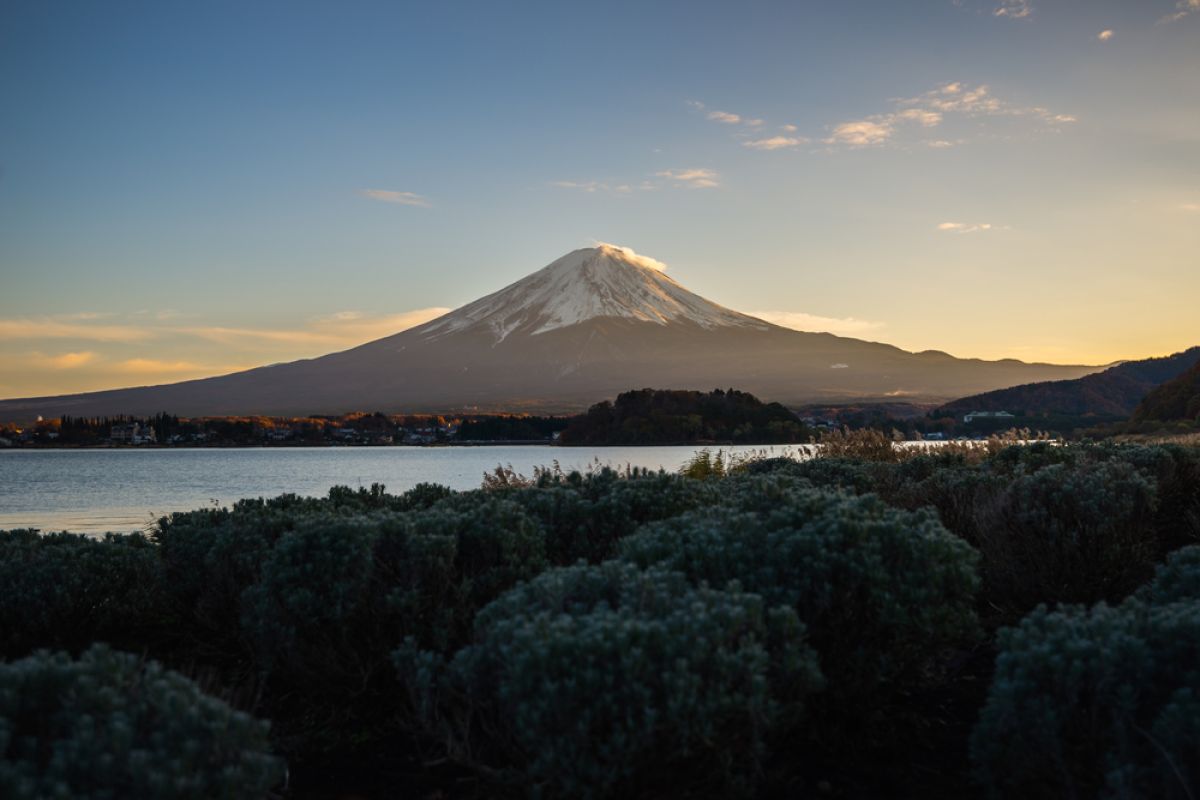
(2, 1, 1199, 398)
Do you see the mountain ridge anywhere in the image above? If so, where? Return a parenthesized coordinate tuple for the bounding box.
(936, 346, 1200, 418)
(0, 245, 1105, 421)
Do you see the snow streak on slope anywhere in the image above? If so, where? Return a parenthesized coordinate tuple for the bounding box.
(418, 244, 770, 343)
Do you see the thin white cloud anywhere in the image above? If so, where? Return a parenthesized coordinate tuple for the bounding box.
(686, 100, 706, 111)
(1181, 203, 1200, 212)
(0, 316, 154, 342)
(1161, 0, 1200, 22)
(707, 110, 742, 124)
(655, 168, 720, 189)
(1097, 29, 1114, 41)
(360, 189, 430, 207)
(819, 81, 1078, 150)
(44, 351, 97, 369)
(938, 222, 1003, 233)
(743, 135, 809, 151)
(550, 180, 607, 193)
(592, 242, 669, 272)
(180, 308, 451, 349)
(994, 0, 1032, 19)
(780, 124, 799, 133)
(896, 108, 943, 127)
(744, 118, 765, 127)
(826, 119, 895, 147)
(750, 310, 886, 336)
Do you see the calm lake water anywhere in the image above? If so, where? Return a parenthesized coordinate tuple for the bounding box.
(0, 445, 804, 535)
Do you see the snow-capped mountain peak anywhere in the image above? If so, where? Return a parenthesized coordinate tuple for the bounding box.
(418, 244, 769, 342)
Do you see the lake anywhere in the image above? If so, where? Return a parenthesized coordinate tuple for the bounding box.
(0, 445, 804, 535)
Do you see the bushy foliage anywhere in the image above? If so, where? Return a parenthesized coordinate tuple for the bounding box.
(0, 529, 167, 659)
(619, 482, 980, 712)
(240, 516, 381, 695)
(972, 600, 1200, 799)
(0, 645, 283, 799)
(970, 461, 1158, 617)
(1137, 545, 1200, 605)
(398, 561, 822, 798)
(377, 498, 548, 653)
(504, 468, 723, 564)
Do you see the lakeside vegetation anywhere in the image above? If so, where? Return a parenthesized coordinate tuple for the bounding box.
(3, 435, 1199, 797)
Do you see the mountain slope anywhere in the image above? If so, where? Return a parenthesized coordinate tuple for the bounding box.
(0, 245, 1104, 421)
(937, 346, 1200, 418)
(1131, 359, 1200, 423)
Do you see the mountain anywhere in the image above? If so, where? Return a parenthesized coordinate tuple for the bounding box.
(936, 346, 1200, 419)
(0, 244, 1104, 421)
(1131, 358, 1200, 423)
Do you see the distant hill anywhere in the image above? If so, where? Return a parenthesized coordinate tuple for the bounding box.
(936, 347, 1200, 419)
(1131, 359, 1200, 423)
(559, 388, 809, 445)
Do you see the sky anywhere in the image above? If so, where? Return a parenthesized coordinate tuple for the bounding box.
(1, 0, 1198, 398)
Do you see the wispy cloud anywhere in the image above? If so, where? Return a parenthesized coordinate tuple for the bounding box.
(112, 358, 240, 376)
(750, 310, 885, 336)
(550, 180, 607, 193)
(360, 188, 430, 207)
(1181, 203, 1200, 213)
(593, 242, 669, 272)
(655, 168, 721, 189)
(0, 316, 154, 343)
(179, 308, 451, 349)
(1097, 29, 1115, 41)
(549, 177, 663, 194)
(826, 119, 895, 147)
(1161, 0, 1200, 22)
(45, 351, 97, 369)
(742, 135, 809, 151)
(993, 0, 1032, 19)
(707, 110, 742, 124)
(824, 81, 1075, 150)
(938, 221, 1003, 233)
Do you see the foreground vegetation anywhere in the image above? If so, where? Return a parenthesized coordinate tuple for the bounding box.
(3, 436, 1200, 798)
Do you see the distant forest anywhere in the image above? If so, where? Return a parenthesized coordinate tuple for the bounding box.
(558, 388, 811, 445)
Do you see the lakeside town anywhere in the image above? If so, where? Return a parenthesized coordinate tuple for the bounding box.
(0, 403, 1024, 449)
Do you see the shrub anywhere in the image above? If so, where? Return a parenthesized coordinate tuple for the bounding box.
(240, 516, 381, 695)
(0, 530, 167, 660)
(1104, 443, 1200, 554)
(619, 485, 980, 713)
(972, 600, 1200, 799)
(378, 498, 548, 653)
(1137, 545, 1200, 605)
(971, 461, 1158, 617)
(505, 470, 723, 565)
(398, 561, 822, 798)
(0, 644, 283, 799)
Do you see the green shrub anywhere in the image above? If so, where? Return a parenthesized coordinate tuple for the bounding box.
(619, 485, 980, 713)
(972, 600, 1200, 799)
(0, 530, 167, 660)
(1137, 545, 1200, 605)
(0, 644, 283, 799)
(1104, 443, 1200, 554)
(972, 461, 1158, 617)
(504, 470, 723, 565)
(240, 516, 380, 694)
(378, 498, 548, 653)
(398, 561, 822, 798)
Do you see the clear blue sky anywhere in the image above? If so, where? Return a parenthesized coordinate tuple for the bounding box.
(2, 0, 1198, 396)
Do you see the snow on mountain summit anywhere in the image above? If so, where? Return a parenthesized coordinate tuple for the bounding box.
(418, 244, 770, 342)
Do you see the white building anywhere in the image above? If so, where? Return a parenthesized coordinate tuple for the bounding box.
(962, 411, 1016, 424)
